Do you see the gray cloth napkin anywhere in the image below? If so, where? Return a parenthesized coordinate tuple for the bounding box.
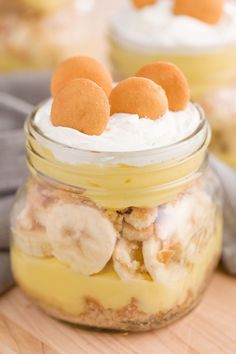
(0, 71, 50, 105)
(0, 252, 14, 295)
(0, 72, 50, 294)
(210, 155, 236, 275)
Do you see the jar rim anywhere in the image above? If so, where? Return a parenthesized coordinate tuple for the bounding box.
(26, 101, 210, 167)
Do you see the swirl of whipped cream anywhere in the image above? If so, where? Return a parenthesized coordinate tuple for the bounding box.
(110, 0, 236, 53)
(33, 99, 206, 166)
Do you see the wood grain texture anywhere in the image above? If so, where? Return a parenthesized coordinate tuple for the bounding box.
(0, 271, 235, 354)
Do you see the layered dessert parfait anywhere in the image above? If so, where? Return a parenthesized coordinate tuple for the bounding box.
(11, 56, 222, 331)
(0, 0, 94, 72)
(109, 0, 236, 167)
(200, 84, 236, 168)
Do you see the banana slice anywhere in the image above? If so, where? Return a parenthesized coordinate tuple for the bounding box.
(143, 236, 188, 284)
(46, 204, 117, 275)
(185, 194, 216, 263)
(13, 207, 52, 257)
(33, 208, 49, 229)
(12, 228, 52, 257)
(113, 238, 146, 280)
(16, 206, 34, 231)
(16, 205, 49, 231)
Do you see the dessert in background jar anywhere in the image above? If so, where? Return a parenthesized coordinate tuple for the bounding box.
(0, 0, 95, 72)
(109, 0, 236, 167)
(200, 84, 236, 168)
(11, 56, 222, 331)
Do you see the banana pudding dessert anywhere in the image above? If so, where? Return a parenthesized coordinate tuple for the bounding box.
(200, 84, 236, 168)
(109, 0, 236, 168)
(11, 56, 222, 331)
(0, 0, 94, 72)
(109, 0, 236, 94)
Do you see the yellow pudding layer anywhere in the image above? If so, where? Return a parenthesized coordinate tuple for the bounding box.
(210, 146, 236, 169)
(209, 123, 236, 169)
(0, 56, 30, 73)
(19, 0, 69, 14)
(109, 38, 236, 98)
(27, 127, 210, 209)
(11, 217, 222, 316)
(0, 52, 57, 72)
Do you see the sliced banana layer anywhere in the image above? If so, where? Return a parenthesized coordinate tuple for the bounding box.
(142, 189, 216, 283)
(113, 238, 146, 280)
(13, 206, 52, 257)
(33, 208, 49, 229)
(157, 189, 216, 263)
(16, 206, 34, 231)
(16, 202, 50, 231)
(185, 199, 216, 263)
(46, 204, 117, 275)
(143, 236, 188, 284)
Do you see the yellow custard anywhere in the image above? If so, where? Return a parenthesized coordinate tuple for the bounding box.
(212, 152, 236, 169)
(27, 121, 210, 209)
(109, 39, 236, 99)
(11, 216, 222, 317)
(209, 124, 236, 169)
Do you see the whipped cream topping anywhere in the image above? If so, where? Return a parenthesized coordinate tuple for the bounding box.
(110, 0, 236, 53)
(35, 99, 200, 151)
(33, 99, 206, 166)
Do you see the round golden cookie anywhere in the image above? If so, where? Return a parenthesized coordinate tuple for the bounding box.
(132, 0, 157, 9)
(173, 0, 224, 25)
(110, 77, 168, 119)
(136, 62, 190, 111)
(51, 79, 110, 136)
(51, 56, 113, 97)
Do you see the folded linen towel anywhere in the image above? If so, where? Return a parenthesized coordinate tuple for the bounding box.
(0, 252, 14, 295)
(0, 71, 50, 295)
(209, 155, 236, 275)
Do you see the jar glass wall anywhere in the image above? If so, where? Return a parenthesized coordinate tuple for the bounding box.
(0, 0, 95, 72)
(10, 105, 222, 331)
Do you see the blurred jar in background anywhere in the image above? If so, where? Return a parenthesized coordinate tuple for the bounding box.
(0, 0, 96, 72)
(199, 81, 236, 169)
(108, 0, 236, 168)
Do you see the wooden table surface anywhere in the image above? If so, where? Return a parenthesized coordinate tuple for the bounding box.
(0, 271, 235, 354)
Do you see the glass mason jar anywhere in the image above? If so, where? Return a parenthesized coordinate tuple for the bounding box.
(0, 0, 95, 72)
(108, 4, 236, 168)
(10, 103, 222, 331)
